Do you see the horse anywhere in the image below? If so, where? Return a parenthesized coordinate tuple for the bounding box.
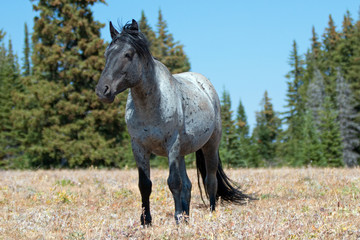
(96, 19, 252, 225)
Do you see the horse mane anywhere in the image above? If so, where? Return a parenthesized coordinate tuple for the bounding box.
(111, 22, 154, 67)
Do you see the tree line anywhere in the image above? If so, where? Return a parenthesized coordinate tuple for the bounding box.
(219, 11, 360, 168)
(0, 0, 359, 169)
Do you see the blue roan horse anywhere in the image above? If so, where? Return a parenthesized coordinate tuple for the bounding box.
(96, 19, 252, 225)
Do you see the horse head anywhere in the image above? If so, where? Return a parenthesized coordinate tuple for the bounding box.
(96, 19, 153, 103)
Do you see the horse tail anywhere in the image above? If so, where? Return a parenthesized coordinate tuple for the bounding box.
(196, 149, 255, 205)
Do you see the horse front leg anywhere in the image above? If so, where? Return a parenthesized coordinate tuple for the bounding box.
(179, 156, 192, 220)
(167, 134, 184, 224)
(132, 141, 152, 226)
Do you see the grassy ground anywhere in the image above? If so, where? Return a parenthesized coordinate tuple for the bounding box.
(0, 167, 359, 239)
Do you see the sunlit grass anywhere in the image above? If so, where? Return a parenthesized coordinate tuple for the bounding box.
(0, 168, 359, 239)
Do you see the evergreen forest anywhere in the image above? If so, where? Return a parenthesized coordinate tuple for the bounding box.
(1, 0, 359, 169)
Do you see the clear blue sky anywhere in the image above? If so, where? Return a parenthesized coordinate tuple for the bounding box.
(1, 0, 359, 129)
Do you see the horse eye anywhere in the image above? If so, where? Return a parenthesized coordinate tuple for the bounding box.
(125, 53, 132, 60)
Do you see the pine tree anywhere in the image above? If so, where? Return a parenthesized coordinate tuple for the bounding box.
(322, 15, 340, 103)
(11, 0, 132, 168)
(323, 15, 340, 54)
(154, 9, 190, 74)
(0, 31, 10, 165)
(252, 91, 281, 166)
(300, 110, 325, 166)
(281, 40, 306, 165)
(347, 13, 360, 95)
(311, 26, 322, 63)
(301, 27, 323, 100)
(279, 112, 308, 166)
(234, 99, 252, 167)
(319, 96, 343, 167)
(336, 69, 359, 166)
(219, 89, 237, 167)
(0, 33, 21, 168)
(336, 11, 355, 78)
(138, 11, 156, 51)
(337, 11, 360, 128)
(306, 68, 343, 166)
(236, 99, 250, 138)
(284, 40, 304, 120)
(346, 12, 360, 89)
(284, 8, 360, 167)
(22, 23, 31, 76)
(139, 10, 191, 74)
(306, 69, 325, 128)
(6, 38, 19, 73)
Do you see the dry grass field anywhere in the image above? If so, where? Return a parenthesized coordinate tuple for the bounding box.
(0, 167, 360, 239)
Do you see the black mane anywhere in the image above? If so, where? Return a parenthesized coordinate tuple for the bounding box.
(111, 22, 154, 66)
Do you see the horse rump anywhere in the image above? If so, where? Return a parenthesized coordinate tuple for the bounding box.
(195, 149, 255, 205)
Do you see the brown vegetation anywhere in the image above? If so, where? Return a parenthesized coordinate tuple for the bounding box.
(1, 168, 359, 239)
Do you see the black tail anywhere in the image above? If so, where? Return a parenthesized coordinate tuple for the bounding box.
(196, 149, 255, 205)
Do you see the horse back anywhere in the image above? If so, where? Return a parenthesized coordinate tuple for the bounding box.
(173, 72, 220, 110)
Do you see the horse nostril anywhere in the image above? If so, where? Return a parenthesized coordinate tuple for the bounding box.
(103, 85, 111, 96)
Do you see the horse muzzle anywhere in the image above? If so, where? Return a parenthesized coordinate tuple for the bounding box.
(95, 84, 115, 103)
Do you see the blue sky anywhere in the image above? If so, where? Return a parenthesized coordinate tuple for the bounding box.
(1, 0, 359, 129)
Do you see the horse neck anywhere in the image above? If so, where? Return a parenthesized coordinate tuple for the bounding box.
(130, 60, 172, 110)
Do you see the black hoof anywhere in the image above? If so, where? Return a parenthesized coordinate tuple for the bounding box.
(140, 214, 152, 226)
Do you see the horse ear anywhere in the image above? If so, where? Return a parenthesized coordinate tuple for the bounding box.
(109, 21, 119, 39)
(130, 19, 139, 31)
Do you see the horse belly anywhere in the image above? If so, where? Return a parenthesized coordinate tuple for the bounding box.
(181, 122, 214, 155)
(180, 99, 216, 155)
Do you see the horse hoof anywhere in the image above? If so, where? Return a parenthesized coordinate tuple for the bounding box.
(175, 214, 189, 224)
(140, 214, 152, 226)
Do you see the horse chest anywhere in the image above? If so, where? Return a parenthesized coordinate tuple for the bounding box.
(125, 104, 179, 156)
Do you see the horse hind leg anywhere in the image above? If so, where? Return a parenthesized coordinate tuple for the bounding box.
(167, 134, 190, 223)
(196, 139, 253, 212)
(198, 139, 220, 212)
(203, 150, 218, 211)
